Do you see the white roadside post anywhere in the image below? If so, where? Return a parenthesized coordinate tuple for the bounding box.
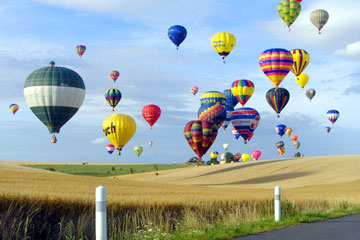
(274, 186, 281, 222)
(96, 186, 107, 240)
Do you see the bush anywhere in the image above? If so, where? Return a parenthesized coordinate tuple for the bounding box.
(46, 167, 56, 172)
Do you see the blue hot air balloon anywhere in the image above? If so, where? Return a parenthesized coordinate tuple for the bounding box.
(325, 127, 331, 133)
(327, 110, 339, 125)
(275, 124, 287, 137)
(223, 88, 238, 108)
(276, 141, 285, 149)
(222, 105, 234, 132)
(168, 25, 187, 50)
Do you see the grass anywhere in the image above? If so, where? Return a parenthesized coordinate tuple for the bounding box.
(22, 164, 189, 177)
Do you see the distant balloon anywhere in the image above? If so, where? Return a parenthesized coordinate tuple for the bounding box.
(223, 143, 229, 151)
(285, 128, 293, 136)
(277, 147, 286, 156)
(327, 110, 339, 125)
(306, 89, 316, 101)
(134, 146, 143, 156)
(221, 153, 226, 161)
(222, 105, 234, 132)
(291, 135, 298, 142)
(105, 88, 122, 111)
(49, 61, 55, 67)
(148, 141, 153, 146)
(210, 151, 219, 159)
(325, 127, 331, 133)
(211, 32, 236, 63)
(290, 49, 310, 77)
(9, 104, 19, 115)
(241, 153, 250, 162)
(106, 144, 115, 155)
(231, 107, 260, 144)
(190, 86, 199, 96)
(252, 150, 261, 161)
(110, 71, 120, 82)
(294, 141, 301, 149)
(142, 104, 161, 129)
(233, 152, 241, 161)
(231, 79, 255, 107)
(310, 9, 329, 34)
(184, 120, 218, 159)
(296, 73, 309, 89)
(259, 48, 293, 88)
(278, 0, 301, 30)
(168, 25, 187, 50)
(232, 127, 240, 140)
(76, 45, 86, 57)
(223, 88, 239, 108)
(295, 0, 302, 2)
(266, 88, 290, 117)
(276, 141, 285, 149)
(51, 134, 57, 144)
(275, 124, 287, 137)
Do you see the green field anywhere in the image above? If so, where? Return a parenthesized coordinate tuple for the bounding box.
(23, 164, 189, 177)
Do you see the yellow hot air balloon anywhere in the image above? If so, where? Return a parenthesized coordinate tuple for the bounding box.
(290, 49, 310, 77)
(211, 32, 236, 63)
(278, 0, 301, 31)
(102, 114, 136, 155)
(285, 127, 292, 136)
(296, 73, 309, 89)
(241, 153, 250, 162)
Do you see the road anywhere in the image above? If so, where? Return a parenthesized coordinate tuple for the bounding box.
(231, 214, 360, 240)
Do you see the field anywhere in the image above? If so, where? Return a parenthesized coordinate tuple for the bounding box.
(1, 155, 360, 239)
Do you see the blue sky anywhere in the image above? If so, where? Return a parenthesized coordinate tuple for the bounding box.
(1, 0, 359, 163)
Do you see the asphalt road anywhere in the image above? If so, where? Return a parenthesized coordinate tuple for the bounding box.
(231, 214, 360, 240)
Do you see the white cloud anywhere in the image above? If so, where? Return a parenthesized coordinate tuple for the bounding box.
(334, 41, 360, 60)
(90, 137, 107, 144)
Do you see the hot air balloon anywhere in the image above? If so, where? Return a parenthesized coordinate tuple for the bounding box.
(190, 86, 199, 96)
(24, 63, 85, 142)
(259, 48, 293, 88)
(252, 150, 261, 161)
(325, 127, 331, 133)
(211, 32, 236, 63)
(290, 49, 310, 78)
(184, 120, 218, 160)
(294, 141, 301, 149)
(230, 107, 260, 144)
(241, 153, 250, 162)
(49, 61, 55, 67)
(76, 45, 86, 57)
(285, 127, 292, 136)
(222, 105, 234, 132)
(275, 124, 287, 137)
(134, 146, 143, 156)
(106, 144, 115, 155)
(276, 141, 285, 149)
(142, 104, 161, 129)
(103, 114, 136, 155)
(198, 91, 227, 129)
(310, 9, 329, 34)
(327, 110, 339, 125)
(9, 104, 19, 115)
(223, 143, 229, 151)
(110, 71, 120, 82)
(233, 152, 241, 161)
(277, 147, 286, 156)
(200, 91, 227, 106)
(295, 0, 302, 2)
(223, 88, 238, 108)
(306, 89, 316, 101)
(278, 0, 301, 30)
(51, 134, 57, 144)
(232, 127, 240, 140)
(291, 135, 298, 142)
(210, 151, 219, 159)
(220, 153, 226, 161)
(105, 88, 122, 111)
(148, 141, 153, 146)
(231, 80, 255, 107)
(266, 88, 290, 118)
(248, 132, 254, 142)
(296, 73, 309, 89)
(168, 25, 187, 50)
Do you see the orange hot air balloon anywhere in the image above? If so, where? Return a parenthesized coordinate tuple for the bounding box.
(142, 104, 161, 129)
(291, 135, 298, 142)
(190, 86, 199, 95)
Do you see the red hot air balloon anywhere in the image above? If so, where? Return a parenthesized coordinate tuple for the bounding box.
(110, 70, 120, 82)
(142, 104, 161, 129)
(190, 86, 199, 95)
(184, 120, 218, 160)
(291, 135, 298, 142)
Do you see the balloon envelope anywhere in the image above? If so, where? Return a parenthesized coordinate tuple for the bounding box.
(291, 135, 298, 142)
(275, 124, 287, 137)
(276, 141, 285, 149)
(325, 127, 331, 133)
(290, 49, 310, 77)
(222, 105, 234, 132)
(106, 144, 115, 155)
(210, 151, 219, 159)
(310, 9, 329, 34)
(211, 32, 236, 61)
(252, 150, 261, 161)
(232, 127, 240, 140)
(168, 25, 187, 49)
(285, 128, 293, 136)
(110, 71, 120, 82)
(294, 141, 301, 149)
(148, 141, 153, 146)
(241, 153, 250, 162)
(223, 88, 238, 108)
(198, 91, 227, 129)
(223, 143, 229, 151)
(233, 152, 241, 161)
(296, 73, 309, 89)
(134, 146, 143, 156)
(105, 88, 122, 111)
(9, 104, 19, 115)
(76, 45, 86, 57)
(327, 110, 339, 125)
(306, 89, 316, 101)
(142, 104, 161, 129)
(266, 88, 290, 117)
(230, 107, 260, 143)
(190, 86, 199, 95)
(231, 79, 255, 107)
(278, 0, 301, 28)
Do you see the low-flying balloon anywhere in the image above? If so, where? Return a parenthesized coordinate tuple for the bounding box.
(296, 73, 309, 89)
(252, 150, 261, 161)
(9, 104, 19, 115)
(211, 32, 236, 63)
(294, 141, 301, 149)
(291, 135, 298, 142)
(76, 45, 86, 57)
(327, 110, 339, 125)
(110, 71, 120, 82)
(103, 114, 137, 155)
(241, 153, 250, 162)
(190, 86, 199, 96)
(168, 25, 187, 50)
(285, 127, 292, 136)
(306, 89, 316, 101)
(231, 79, 255, 107)
(134, 146, 143, 156)
(275, 124, 287, 137)
(277, 147, 286, 156)
(325, 127, 331, 133)
(278, 0, 301, 30)
(106, 144, 115, 155)
(142, 104, 161, 129)
(223, 143, 229, 151)
(105, 88, 122, 111)
(310, 9, 329, 34)
(233, 152, 241, 161)
(210, 151, 219, 159)
(276, 141, 285, 149)
(266, 88, 290, 118)
(231, 107, 260, 144)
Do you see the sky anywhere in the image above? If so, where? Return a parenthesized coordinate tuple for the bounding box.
(0, 0, 359, 163)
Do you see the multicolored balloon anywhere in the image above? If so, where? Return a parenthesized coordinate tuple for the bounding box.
(210, 151, 219, 159)
(223, 88, 239, 108)
(9, 104, 19, 115)
(327, 110, 339, 125)
(266, 88, 290, 118)
(222, 105, 234, 132)
(306, 89, 316, 101)
(110, 71, 120, 82)
(211, 32, 236, 63)
(259, 48, 293, 87)
(278, 0, 301, 30)
(294, 141, 301, 149)
(49, 61, 55, 67)
(277, 146, 286, 156)
(223, 143, 229, 151)
(275, 124, 287, 137)
(198, 91, 227, 129)
(325, 127, 331, 133)
(285, 127, 292, 136)
(276, 141, 285, 149)
(232, 127, 240, 140)
(168, 25, 187, 50)
(142, 104, 161, 129)
(252, 150, 261, 161)
(51, 134, 57, 144)
(148, 141, 153, 146)
(76, 45, 86, 57)
(310, 9, 329, 34)
(106, 144, 115, 155)
(296, 73, 309, 89)
(190, 86, 199, 96)
(134, 146, 143, 156)
(291, 135, 298, 142)
(231, 80, 255, 107)
(230, 107, 260, 144)
(105, 88, 122, 111)
(241, 153, 250, 162)
(184, 120, 218, 159)
(290, 49, 310, 77)
(102, 114, 137, 155)
(233, 152, 241, 161)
